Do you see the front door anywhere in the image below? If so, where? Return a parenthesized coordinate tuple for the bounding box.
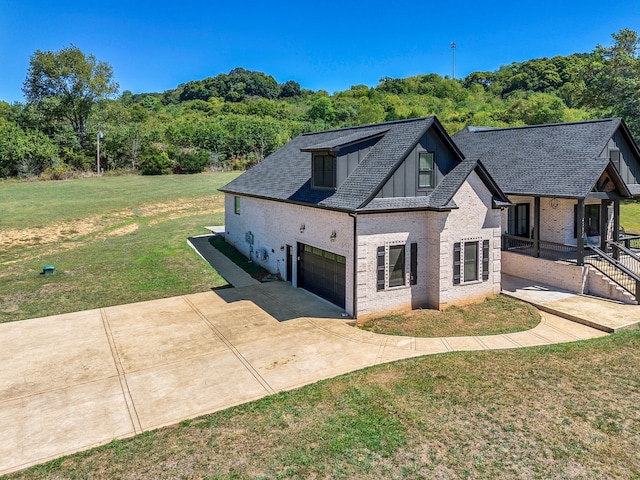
(286, 245, 293, 282)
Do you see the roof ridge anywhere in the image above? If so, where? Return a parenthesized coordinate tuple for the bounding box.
(466, 117, 620, 134)
(300, 116, 434, 136)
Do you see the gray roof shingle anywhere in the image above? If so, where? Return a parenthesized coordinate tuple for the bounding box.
(452, 118, 623, 198)
(220, 116, 508, 212)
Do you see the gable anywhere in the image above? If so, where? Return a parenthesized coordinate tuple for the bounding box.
(452, 118, 633, 198)
(376, 125, 460, 199)
(607, 128, 640, 190)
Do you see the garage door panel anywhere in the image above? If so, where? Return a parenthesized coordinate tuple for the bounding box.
(298, 243, 345, 309)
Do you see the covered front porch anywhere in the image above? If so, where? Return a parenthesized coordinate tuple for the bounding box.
(500, 194, 640, 304)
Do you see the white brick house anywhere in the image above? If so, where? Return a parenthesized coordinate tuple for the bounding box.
(221, 117, 509, 318)
(454, 118, 640, 303)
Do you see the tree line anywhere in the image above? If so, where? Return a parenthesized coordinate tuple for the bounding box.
(1, 29, 639, 179)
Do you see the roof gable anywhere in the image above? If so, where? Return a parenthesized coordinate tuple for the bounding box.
(452, 118, 633, 198)
(221, 116, 469, 212)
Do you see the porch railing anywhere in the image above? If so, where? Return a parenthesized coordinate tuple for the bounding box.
(501, 234, 577, 262)
(585, 245, 640, 302)
(620, 233, 640, 250)
(607, 241, 640, 276)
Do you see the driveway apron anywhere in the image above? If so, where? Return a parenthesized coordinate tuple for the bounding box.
(0, 281, 617, 476)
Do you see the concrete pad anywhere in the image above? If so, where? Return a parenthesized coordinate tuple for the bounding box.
(504, 330, 553, 347)
(104, 298, 227, 372)
(529, 323, 584, 344)
(0, 277, 622, 476)
(544, 296, 640, 332)
(0, 377, 134, 474)
(0, 311, 116, 400)
(443, 336, 486, 351)
(414, 337, 450, 353)
(541, 313, 609, 339)
(238, 326, 379, 391)
(126, 350, 270, 431)
(475, 334, 521, 350)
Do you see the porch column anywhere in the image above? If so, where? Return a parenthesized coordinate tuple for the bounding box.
(577, 198, 585, 266)
(533, 196, 541, 257)
(613, 198, 620, 260)
(600, 199, 608, 251)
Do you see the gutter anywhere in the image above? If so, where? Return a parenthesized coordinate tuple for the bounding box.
(349, 212, 358, 319)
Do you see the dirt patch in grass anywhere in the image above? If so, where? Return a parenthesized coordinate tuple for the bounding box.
(0, 196, 223, 252)
(359, 295, 540, 337)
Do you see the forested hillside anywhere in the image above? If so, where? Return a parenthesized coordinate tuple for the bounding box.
(1, 29, 639, 178)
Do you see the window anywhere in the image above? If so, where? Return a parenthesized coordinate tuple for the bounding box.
(313, 154, 335, 189)
(376, 243, 417, 291)
(418, 152, 435, 188)
(507, 203, 530, 237)
(453, 239, 489, 285)
(573, 204, 600, 237)
(234, 196, 241, 215)
(463, 241, 478, 282)
(388, 245, 405, 287)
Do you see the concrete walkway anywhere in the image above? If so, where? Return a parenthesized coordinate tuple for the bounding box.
(188, 235, 259, 288)
(0, 281, 610, 476)
(502, 274, 640, 332)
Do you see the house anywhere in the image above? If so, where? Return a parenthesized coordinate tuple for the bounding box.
(453, 118, 640, 303)
(220, 117, 510, 319)
(220, 116, 640, 318)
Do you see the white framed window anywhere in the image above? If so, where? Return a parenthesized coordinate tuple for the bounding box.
(418, 151, 435, 189)
(234, 196, 241, 215)
(454, 237, 490, 285)
(376, 242, 418, 291)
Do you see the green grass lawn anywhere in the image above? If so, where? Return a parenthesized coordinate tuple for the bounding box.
(0, 172, 239, 322)
(621, 199, 640, 233)
(8, 326, 639, 479)
(360, 295, 540, 337)
(1, 177, 639, 478)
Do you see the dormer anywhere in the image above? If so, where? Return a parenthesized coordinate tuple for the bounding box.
(301, 128, 388, 190)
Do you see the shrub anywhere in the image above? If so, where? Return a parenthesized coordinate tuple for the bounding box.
(41, 164, 75, 180)
(139, 147, 174, 175)
(174, 150, 210, 174)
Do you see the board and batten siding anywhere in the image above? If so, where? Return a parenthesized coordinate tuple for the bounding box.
(605, 130, 640, 187)
(376, 128, 459, 198)
(335, 137, 379, 189)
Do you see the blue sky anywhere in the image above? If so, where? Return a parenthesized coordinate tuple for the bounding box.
(1, 0, 639, 103)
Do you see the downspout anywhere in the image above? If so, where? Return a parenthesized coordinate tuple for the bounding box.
(349, 212, 358, 319)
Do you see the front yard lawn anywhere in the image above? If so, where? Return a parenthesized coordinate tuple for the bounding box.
(359, 295, 540, 337)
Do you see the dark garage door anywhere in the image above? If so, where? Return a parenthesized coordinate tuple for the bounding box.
(298, 243, 346, 309)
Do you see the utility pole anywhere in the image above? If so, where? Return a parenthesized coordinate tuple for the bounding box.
(96, 128, 104, 175)
(451, 42, 456, 79)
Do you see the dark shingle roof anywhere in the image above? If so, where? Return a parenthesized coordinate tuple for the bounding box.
(220, 116, 509, 212)
(452, 118, 623, 198)
(300, 128, 389, 152)
(221, 117, 443, 211)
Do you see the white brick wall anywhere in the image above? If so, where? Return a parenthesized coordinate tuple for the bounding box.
(224, 194, 355, 313)
(438, 171, 503, 307)
(502, 251, 587, 293)
(503, 196, 612, 245)
(225, 171, 503, 318)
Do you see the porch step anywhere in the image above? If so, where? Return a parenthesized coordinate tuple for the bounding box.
(586, 267, 638, 305)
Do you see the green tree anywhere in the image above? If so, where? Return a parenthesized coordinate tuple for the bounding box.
(580, 28, 640, 137)
(22, 44, 119, 148)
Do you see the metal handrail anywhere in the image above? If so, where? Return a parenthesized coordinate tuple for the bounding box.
(585, 245, 640, 301)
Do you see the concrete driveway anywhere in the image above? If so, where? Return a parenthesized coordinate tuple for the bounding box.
(0, 281, 607, 475)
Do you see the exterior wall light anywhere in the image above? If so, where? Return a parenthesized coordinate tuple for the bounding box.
(330, 230, 337, 241)
(300, 224, 305, 233)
